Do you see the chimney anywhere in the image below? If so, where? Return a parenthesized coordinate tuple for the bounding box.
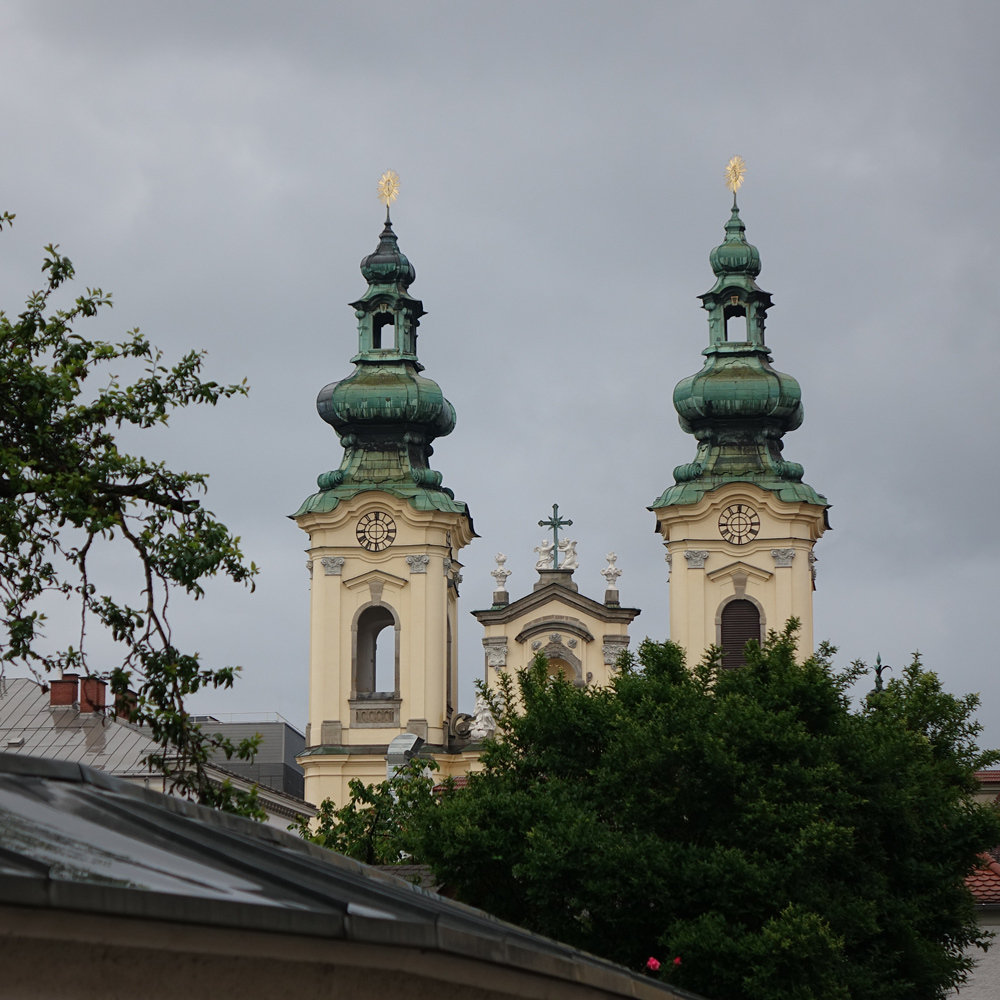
(79, 677, 107, 714)
(115, 689, 138, 721)
(49, 673, 79, 707)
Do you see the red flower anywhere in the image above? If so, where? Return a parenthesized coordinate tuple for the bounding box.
(646, 957, 661, 972)
(673, 957, 682, 966)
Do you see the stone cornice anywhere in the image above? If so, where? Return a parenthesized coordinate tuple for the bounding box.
(471, 582, 640, 627)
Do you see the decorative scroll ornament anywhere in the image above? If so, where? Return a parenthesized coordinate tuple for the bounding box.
(724, 155, 746, 194)
(320, 556, 345, 576)
(603, 637, 629, 667)
(406, 554, 430, 574)
(377, 170, 400, 208)
(771, 548, 795, 568)
(483, 637, 508, 669)
(490, 552, 512, 591)
(601, 551, 623, 590)
(684, 550, 710, 569)
(533, 539, 554, 570)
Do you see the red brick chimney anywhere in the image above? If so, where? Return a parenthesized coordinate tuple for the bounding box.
(49, 674, 79, 706)
(79, 677, 107, 714)
(115, 689, 138, 721)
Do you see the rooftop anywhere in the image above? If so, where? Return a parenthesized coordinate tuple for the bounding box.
(0, 751, 702, 1000)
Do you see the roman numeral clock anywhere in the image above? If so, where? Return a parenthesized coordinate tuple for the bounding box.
(356, 511, 397, 552)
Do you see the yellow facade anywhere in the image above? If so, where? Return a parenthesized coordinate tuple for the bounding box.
(473, 570, 639, 693)
(653, 482, 827, 664)
(296, 491, 475, 807)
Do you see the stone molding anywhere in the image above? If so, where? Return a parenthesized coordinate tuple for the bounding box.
(514, 616, 594, 646)
(405, 718, 428, 740)
(349, 697, 401, 729)
(771, 548, 796, 568)
(602, 635, 630, 667)
(482, 636, 508, 669)
(320, 719, 343, 745)
(405, 554, 430, 574)
(684, 550, 710, 569)
(320, 556, 345, 576)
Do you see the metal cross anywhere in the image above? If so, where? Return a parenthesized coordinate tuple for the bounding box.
(538, 503, 573, 570)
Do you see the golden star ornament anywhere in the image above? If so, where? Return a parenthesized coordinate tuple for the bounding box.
(377, 170, 400, 207)
(724, 155, 746, 193)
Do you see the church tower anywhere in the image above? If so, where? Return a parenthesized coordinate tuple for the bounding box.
(651, 168, 829, 667)
(294, 193, 476, 806)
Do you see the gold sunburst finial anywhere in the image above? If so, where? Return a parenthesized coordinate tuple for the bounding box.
(377, 170, 400, 210)
(724, 155, 746, 194)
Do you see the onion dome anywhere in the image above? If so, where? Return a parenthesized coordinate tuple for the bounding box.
(709, 204, 762, 279)
(360, 218, 416, 288)
(652, 200, 826, 509)
(294, 216, 471, 521)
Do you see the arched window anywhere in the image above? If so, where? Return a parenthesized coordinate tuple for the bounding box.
(355, 605, 396, 695)
(724, 300, 747, 341)
(720, 599, 761, 669)
(372, 312, 394, 350)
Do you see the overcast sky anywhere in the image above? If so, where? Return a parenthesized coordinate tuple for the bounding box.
(1, 1, 998, 748)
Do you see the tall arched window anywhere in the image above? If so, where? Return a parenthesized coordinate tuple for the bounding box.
(355, 605, 396, 695)
(720, 599, 761, 669)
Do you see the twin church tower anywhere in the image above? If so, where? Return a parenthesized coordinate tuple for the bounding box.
(295, 165, 828, 805)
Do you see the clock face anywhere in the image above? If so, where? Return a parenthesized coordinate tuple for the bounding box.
(718, 504, 760, 545)
(356, 511, 397, 551)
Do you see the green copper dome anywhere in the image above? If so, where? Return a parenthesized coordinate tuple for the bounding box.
(359, 218, 417, 287)
(294, 216, 472, 521)
(708, 205, 762, 278)
(652, 200, 826, 509)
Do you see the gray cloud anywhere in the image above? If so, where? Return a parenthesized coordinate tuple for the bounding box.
(1, 1, 998, 745)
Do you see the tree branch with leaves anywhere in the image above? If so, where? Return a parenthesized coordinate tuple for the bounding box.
(0, 214, 262, 817)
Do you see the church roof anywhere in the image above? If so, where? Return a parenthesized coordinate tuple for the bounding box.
(295, 214, 472, 526)
(652, 198, 826, 510)
(472, 574, 639, 628)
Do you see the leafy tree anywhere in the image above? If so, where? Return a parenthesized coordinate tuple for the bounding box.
(407, 627, 1000, 1000)
(0, 215, 262, 816)
(293, 757, 438, 865)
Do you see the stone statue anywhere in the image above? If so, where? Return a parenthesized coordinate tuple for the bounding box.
(558, 538, 578, 570)
(600, 551, 622, 590)
(534, 539, 554, 570)
(469, 692, 496, 741)
(490, 552, 512, 591)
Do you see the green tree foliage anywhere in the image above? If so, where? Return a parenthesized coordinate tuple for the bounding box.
(293, 757, 438, 865)
(407, 627, 1000, 1000)
(0, 215, 263, 817)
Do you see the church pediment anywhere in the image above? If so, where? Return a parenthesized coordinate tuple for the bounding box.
(342, 568, 409, 591)
(472, 581, 640, 629)
(706, 560, 773, 584)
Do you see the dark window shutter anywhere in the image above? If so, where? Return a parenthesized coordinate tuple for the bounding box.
(720, 599, 761, 669)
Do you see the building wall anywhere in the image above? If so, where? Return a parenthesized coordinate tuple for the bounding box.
(653, 482, 826, 663)
(296, 491, 473, 807)
(478, 598, 633, 690)
(962, 909, 1000, 999)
